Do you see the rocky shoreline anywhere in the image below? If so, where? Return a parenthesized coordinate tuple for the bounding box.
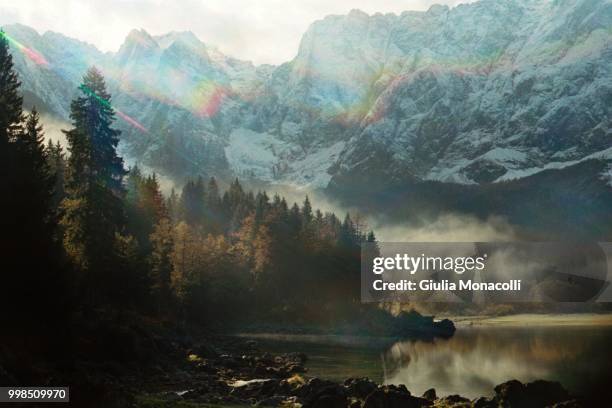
(135, 337, 583, 408)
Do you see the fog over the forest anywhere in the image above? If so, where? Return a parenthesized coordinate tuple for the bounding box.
(28, 116, 529, 246)
(263, 184, 519, 242)
(37, 112, 69, 146)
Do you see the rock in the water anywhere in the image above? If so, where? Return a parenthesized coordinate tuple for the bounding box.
(494, 379, 526, 405)
(438, 394, 471, 407)
(472, 396, 496, 408)
(422, 388, 436, 401)
(344, 377, 378, 399)
(493, 379, 574, 407)
(300, 378, 347, 408)
(362, 385, 430, 408)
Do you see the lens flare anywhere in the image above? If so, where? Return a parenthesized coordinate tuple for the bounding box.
(190, 79, 228, 117)
(79, 84, 148, 133)
(0, 31, 48, 66)
(1, 30, 146, 133)
(115, 110, 148, 133)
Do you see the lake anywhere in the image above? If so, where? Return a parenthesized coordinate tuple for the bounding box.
(241, 316, 612, 400)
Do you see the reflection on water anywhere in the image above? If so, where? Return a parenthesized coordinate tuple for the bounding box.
(384, 326, 612, 398)
(249, 325, 612, 399)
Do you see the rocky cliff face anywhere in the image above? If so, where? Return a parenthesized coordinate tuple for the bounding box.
(4, 0, 612, 187)
(327, 0, 612, 185)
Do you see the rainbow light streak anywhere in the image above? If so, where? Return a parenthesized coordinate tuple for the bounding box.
(189, 79, 229, 118)
(287, 26, 612, 128)
(115, 110, 148, 133)
(1, 30, 146, 133)
(79, 84, 148, 133)
(0, 31, 48, 66)
(4, 23, 609, 135)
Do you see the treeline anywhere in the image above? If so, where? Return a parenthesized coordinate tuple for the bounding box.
(1, 29, 70, 328)
(124, 171, 375, 324)
(0, 31, 375, 330)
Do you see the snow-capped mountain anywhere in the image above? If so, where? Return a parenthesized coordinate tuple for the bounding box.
(4, 0, 612, 188)
(326, 0, 612, 185)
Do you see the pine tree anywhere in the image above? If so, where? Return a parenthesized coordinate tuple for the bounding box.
(46, 139, 66, 212)
(125, 165, 149, 255)
(61, 67, 127, 304)
(125, 165, 143, 208)
(10, 108, 64, 321)
(126, 168, 167, 253)
(204, 177, 222, 233)
(313, 209, 324, 240)
(0, 29, 23, 148)
(339, 213, 358, 249)
(1, 33, 70, 325)
(0, 28, 23, 245)
(16, 108, 55, 229)
(179, 177, 205, 226)
(68, 67, 125, 194)
(150, 217, 174, 314)
(301, 196, 313, 224)
(170, 222, 200, 303)
(254, 191, 270, 226)
(144, 174, 167, 221)
(227, 178, 244, 210)
(288, 203, 302, 236)
(205, 177, 221, 210)
(166, 188, 180, 222)
(299, 196, 317, 250)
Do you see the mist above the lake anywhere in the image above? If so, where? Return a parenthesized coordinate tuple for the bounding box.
(261, 184, 519, 243)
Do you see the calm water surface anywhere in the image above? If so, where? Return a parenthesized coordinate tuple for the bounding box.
(245, 325, 612, 399)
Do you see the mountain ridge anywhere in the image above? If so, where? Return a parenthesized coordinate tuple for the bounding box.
(3, 0, 611, 188)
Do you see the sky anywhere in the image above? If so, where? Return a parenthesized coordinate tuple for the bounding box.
(0, 0, 472, 65)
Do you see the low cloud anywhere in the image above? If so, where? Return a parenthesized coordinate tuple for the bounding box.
(22, 110, 70, 147)
(372, 214, 518, 242)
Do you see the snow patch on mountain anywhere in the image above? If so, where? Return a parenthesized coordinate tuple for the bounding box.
(287, 141, 346, 188)
(225, 128, 345, 188)
(225, 128, 281, 180)
(498, 147, 612, 182)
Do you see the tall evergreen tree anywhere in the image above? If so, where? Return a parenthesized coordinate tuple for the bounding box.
(0, 34, 69, 325)
(46, 139, 66, 213)
(227, 178, 244, 210)
(150, 217, 174, 314)
(204, 177, 222, 233)
(205, 177, 221, 210)
(301, 196, 313, 224)
(16, 108, 55, 229)
(61, 67, 127, 304)
(0, 29, 22, 150)
(288, 203, 302, 236)
(12, 108, 65, 322)
(125, 165, 144, 207)
(254, 191, 270, 226)
(166, 188, 180, 222)
(339, 213, 358, 249)
(179, 177, 205, 226)
(0, 29, 23, 244)
(125, 167, 166, 253)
